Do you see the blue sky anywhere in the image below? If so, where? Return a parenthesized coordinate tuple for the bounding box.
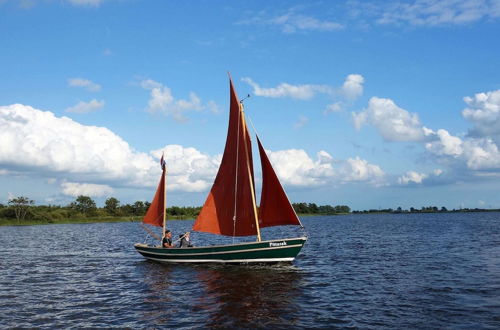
(1, 0, 499, 210)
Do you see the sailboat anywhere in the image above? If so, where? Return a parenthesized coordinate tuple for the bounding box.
(134, 76, 307, 263)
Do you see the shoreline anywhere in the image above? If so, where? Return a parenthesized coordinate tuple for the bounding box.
(2, 209, 499, 226)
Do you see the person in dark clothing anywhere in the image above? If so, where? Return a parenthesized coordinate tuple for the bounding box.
(178, 232, 193, 248)
(162, 230, 173, 248)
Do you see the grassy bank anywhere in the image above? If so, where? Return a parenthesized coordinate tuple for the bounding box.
(0, 213, 329, 226)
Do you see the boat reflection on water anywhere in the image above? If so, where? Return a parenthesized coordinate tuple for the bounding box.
(136, 260, 305, 328)
(192, 264, 304, 328)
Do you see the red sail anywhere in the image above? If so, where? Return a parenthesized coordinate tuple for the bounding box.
(193, 78, 257, 236)
(143, 169, 165, 227)
(257, 136, 302, 227)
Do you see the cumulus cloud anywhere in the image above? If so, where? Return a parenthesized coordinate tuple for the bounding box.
(242, 77, 331, 100)
(353, 96, 430, 142)
(339, 157, 385, 185)
(68, 78, 101, 92)
(462, 89, 500, 138)
(242, 74, 364, 104)
(266, 149, 335, 186)
(324, 102, 343, 114)
(265, 148, 384, 187)
(398, 171, 428, 184)
(0, 104, 156, 188)
(340, 74, 365, 100)
(425, 129, 500, 170)
(425, 129, 463, 156)
(462, 137, 500, 170)
(66, 99, 105, 113)
(61, 182, 113, 197)
(375, 0, 500, 26)
(141, 79, 215, 122)
(151, 145, 221, 193)
(398, 168, 444, 185)
(0, 104, 388, 200)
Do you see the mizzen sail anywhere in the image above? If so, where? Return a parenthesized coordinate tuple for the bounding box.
(143, 156, 166, 227)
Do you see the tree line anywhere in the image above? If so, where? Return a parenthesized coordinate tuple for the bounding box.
(0, 196, 352, 223)
(2, 195, 498, 224)
(0, 195, 201, 223)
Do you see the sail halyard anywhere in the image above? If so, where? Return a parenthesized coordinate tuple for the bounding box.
(240, 102, 261, 242)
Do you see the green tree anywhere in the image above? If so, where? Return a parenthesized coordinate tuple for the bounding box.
(105, 197, 120, 215)
(132, 201, 146, 215)
(8, 196, 34, 223)
(70, 195, 97, 216)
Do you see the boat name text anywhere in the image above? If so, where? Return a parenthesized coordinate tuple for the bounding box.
(269, 241, 287, 247)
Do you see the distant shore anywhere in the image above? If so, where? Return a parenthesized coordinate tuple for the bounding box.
(0, 215, 194, 226)
(2, 209, 499, 226)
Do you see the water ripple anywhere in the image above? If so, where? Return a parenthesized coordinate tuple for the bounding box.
(1, 212, 499, 328)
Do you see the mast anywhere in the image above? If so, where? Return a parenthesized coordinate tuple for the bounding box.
(240, 102, 261, 242)
(161, 154, 167, 240)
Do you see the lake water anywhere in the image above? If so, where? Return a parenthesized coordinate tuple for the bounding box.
(0, 212, 499, 328)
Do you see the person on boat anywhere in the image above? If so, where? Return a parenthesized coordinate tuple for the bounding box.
(162, 230, 174, 248)
(178, 232, 193, 248)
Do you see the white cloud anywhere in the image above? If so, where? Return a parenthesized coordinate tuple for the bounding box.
(340, 74, 364, 100)
(425, 129, 463, 156)
(0, 104, 389, 199)
(269, 13, 344, 33)
(0, 104, 225, 194)
(242, 77, 331, 100)
(353, 97, 428, 142)
(324, 102, 343, 115)
(68, 78, 101, 92)
(65, 99, 105, 113)
(398, 168, 445, 185)
(375, 0, 500, 26)
(61, 182, 113, 197)
(66, 0, 104, 7)
(266, 149, 335, 186)
(425, 130, 500, 170)
(462, 89, 500, 138)
(398, 171, 428, 184)
(0, 104, 158, 187)
(151, 145, 221, 193)
(339, 157, 385, 185)
(238, 10, 343, 34)
(265, 148, 384, 187)
(462, 137, 500, 170)
(141, 79, 214, 122)
(242, 74, 364, 104)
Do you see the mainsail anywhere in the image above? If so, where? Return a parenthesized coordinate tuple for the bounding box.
(193, 78, 258, 236)
(193, 77, 302, 238)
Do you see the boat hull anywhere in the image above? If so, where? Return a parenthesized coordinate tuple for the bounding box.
(134, 237, 307, 264)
